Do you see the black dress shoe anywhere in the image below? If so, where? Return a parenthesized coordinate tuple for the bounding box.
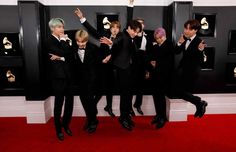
(155, 117, 167, 129)
(64, 128, 72, 136)
(104, 107, 115, 117)
(130, 109, 136, 117)
(118, 117, 132, 131)
(86, 120, 99, 134)
(56, 132, 64, 141)
(135, 107, 144, 115)
(198, 101, 208, 118)
(151, 116, 167, 129)
(195, 100, 208, 118)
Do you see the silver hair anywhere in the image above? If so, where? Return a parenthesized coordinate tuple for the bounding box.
(48, 18, 65, 31)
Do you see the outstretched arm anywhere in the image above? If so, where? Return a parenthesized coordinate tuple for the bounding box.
(75, 8, 101, 39)
(127, 0, 134, 27)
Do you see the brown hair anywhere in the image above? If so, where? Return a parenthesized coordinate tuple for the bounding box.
(110, 21, 121, 30)
(136, 18, 145, 23)
(75, 29, 89, 42)
(184, 19, 201, 31)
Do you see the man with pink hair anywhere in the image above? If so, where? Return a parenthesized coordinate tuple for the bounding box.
(147, 27, 175, 129)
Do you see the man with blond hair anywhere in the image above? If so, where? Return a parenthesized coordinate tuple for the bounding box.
(72, 29, 99, 134)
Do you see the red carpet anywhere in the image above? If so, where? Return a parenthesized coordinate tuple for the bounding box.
(0, 115, 236, 152)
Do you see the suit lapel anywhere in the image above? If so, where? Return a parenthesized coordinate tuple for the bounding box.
(186, 37, 197, 52)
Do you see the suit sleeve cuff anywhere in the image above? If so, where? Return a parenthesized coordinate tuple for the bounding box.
(128, 4, 134, 7)
(60, 37, 66, 41)
(60, 57, 65, 62)
(80, 18, 86, 24)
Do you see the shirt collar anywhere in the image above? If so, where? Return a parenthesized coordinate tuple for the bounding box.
(52, 34, 60, 41)
(189, 34, 196, 41)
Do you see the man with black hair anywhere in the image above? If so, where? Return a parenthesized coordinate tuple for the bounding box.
(101, 20, 142, 131)
(127, 0, 153, 115)
(175, 19, 208, 118)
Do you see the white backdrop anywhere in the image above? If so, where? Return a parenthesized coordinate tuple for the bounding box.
(1, 0, 236, 6)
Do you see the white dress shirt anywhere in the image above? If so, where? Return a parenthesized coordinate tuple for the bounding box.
(78, 48, 85, 63)
(185, 34, 196, 50)
(139, 32, 147, 51)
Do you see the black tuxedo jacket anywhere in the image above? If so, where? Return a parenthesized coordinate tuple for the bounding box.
(82, 20, 121, 64)
(111, 30, 138, 69)
(46, 35, 73, 79)
(176, 36, 203, 71)
(148, 40, 175, 81)
(127, 6, 153, 52)
(71, 43, 98, 93)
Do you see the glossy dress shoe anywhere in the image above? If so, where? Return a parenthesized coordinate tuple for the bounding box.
(104, 107, 115, 117)
(56, 132, 64, 141)
(64, 128, 72, 136)
(151, 116, 167, 129)
(135, 107, 144, 115)
(198, 100, 208, 118)
(194, 100, 208, 118)
(155, 118, 167, 129)
(118, 117, 132, 131)
(87, 120, 99, 134)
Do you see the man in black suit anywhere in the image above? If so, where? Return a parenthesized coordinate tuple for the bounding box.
(72, 30, 99, 133)
(175, 19, 208, 118)
(101, 20, 142, 131)
(146, 28, 175, 129)
(46, 18, 74, 141)
(74, 8, 121, 117)
(127, 0, 152, 115)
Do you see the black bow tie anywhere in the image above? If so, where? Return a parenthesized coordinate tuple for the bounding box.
(184, 37, 191, 41)
(78, 48, 85, 50)
(110, 37, 115, 41)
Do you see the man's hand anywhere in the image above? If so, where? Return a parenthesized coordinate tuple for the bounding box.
(145, 71, 150, 79)
(74, 8, 84, 19)
(150, 61, 156, 68)
(49, 54, 62, 61)
(178, 34, 185, 45)
(59, 34, 67, 41)
(198, 40, 206, 51)
(129, 0, 134, 5)
(100, 37, 113, 46)
(102, 55, 111, 64)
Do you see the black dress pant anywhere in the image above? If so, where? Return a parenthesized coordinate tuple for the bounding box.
(133, 51, 146, 108)
(80, 93, 97, 122)
(116, 66, 133, 119)
(151, 76, 168, 119)
(175, 66, 202, 106)
(53, 78, 74, 133)
(94, 64, 114, 108)
(79, 77, 97, 122)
